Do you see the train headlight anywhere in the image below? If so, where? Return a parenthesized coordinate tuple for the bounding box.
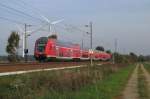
(89, 49, 94, 54)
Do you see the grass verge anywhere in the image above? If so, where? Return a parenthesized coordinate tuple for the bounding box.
(138, 65, 149, 99)
(143, 62, 150, 72)
(0, 64, 133, 99)
(39, 64, 135, 99)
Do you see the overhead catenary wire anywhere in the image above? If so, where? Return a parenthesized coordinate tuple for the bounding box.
(0, 2, 46, 23)
(11, 0, 87, 34)
(8, 0, 46, 20)
(0, 16, 25, 25)
(29, 24, 49, 35)
(63, 23, 87, 33)
(12, 0, 87, 33)
(1, 0, 89, 37)
(0, 6, 41, 24)
(16, 0, 46, 17)
(9, 0, 53, 24)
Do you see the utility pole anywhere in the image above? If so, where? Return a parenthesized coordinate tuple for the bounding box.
(115, 39, 117, 54)
(85, 22, 93, 66)
(22, 32, 25, 58)
(90, 22, 93, 50)
(48, 24, 51, 34)
(24, 24, 27, 62)
(90, 22, 93, 66)
(113, 38, 118, 64)
(24, 24, 32, 62)
(81, 39, 83, 50)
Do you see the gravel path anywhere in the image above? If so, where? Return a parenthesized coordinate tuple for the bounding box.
(121, 64, 139, 99)
(141, 64, 150, 97)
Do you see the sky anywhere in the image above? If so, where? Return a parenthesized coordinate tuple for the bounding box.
(0, 0, 150, 55)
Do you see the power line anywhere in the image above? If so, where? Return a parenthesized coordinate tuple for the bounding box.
(0, 2, 46, 23)
(0, 16, 25, 24)
(0, 7, 40, 24)
(16, 0, 44, 15)
(63, 23, 87, 33)
(9, 0, 87, 34)
(29, 24, 48, 35)
(3, 0, 88, 34)
(9, 0, 42, 17)
(10, 0, 86, 34)
(3, 0, 88, 36)
(10, 0, 51, 23)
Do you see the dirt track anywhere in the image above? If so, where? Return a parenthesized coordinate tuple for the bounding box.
(121, 64, 139, 99)
(141, 64, 150, 97)
(120, 64, 150, 99)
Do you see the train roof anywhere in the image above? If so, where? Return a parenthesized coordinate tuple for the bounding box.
(56, 40, 79, 48)
(37, 37, 80, 48)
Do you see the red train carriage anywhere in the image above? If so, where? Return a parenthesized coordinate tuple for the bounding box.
(34, 37, 81, 61)
(34, 37, 111, 61)
(92, 51, 110, 61)
(80, 49, 90, 60)
(98, 52, 111, 61)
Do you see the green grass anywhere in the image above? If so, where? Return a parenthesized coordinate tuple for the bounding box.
(0, 64, 134, 99)
(143, 62, 150, 72)
(39, 64, 135, 99)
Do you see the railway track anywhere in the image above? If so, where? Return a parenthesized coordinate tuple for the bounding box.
(0, 61, 106, 73)
(0, 61, 107, 76)
(0, 62, 86, 66)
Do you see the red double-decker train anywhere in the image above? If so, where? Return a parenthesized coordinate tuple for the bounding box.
(34, 37, 111, 61)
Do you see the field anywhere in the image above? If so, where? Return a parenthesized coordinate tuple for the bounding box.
(0, 63, 135, 99)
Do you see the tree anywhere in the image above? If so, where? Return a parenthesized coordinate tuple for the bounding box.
(95, 46, 105, 51)
(138, 55, 145, 62)
(48, 34, 58, 39)
(113, 52, 132, 64)
(129, 52, 138, 62)
(129, 52, 137, 57)
(113, 52, 124, 63)
(6, 31, 20, 62)
(106, 50, 111, 54)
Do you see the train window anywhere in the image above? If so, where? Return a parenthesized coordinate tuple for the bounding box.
(37, 37, 48, 52)
(37, 44, 45, 52)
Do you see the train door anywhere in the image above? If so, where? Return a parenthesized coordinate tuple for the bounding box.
(46, 41, 56, 57)
(73, 49, 80, 58)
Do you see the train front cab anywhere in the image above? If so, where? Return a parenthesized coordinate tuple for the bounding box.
(34, 37, 48, 61)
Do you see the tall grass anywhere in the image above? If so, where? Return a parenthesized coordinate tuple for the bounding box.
(138, 65, 149, 99)
(0, 64, 132, 99)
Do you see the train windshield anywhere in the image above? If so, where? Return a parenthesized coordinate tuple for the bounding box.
(37, 37, 48, 52)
